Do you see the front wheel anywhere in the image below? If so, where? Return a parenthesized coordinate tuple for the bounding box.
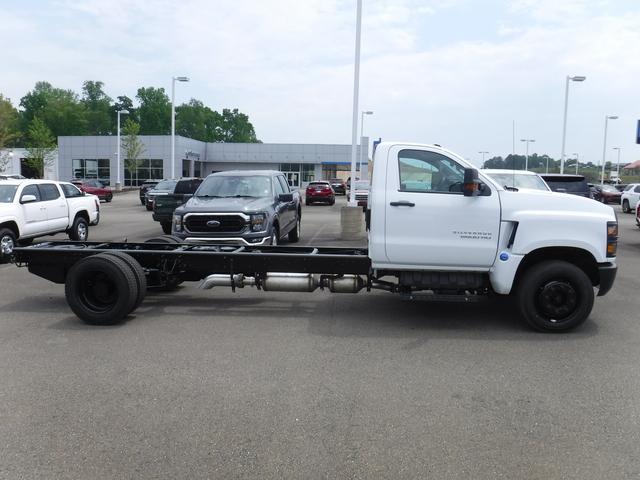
(160, 221, 172, 234)
(288, 216, 301, 243)
(622, 200, 631, 213)
(516, 260, 594, 332)
(0, 228, 17, 257)
(105, 193, 112, 203)
(69, 216, 89, 241)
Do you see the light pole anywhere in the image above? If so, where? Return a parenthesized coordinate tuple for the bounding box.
(613, 147, 621, 177)
(520, 139, 535, 171)
(572, 153, 579, 174)
(359, 110, 373, 179)
(560, 75, 586, 174)
(116, 109, 129, 190)
(478, 151, 489, 167)
(600, 115, 618, 185)
(171, 76, 189, 179)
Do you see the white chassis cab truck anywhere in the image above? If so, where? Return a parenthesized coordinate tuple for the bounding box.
(5, 143, 617, 332)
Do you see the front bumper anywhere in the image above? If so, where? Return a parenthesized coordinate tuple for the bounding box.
(597, 262, 617, 296)
(182, 236, 272, 246)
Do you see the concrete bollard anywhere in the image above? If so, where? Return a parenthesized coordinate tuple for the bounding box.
(340, 206, 364, 240)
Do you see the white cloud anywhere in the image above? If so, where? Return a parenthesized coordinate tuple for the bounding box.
(0, 0, 639, 165)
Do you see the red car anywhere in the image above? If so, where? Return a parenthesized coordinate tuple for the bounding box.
(71, 179, 113, 202)
(305, 181, 335, 205)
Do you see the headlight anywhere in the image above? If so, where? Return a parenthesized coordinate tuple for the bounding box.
(250, 213, 267, 232)
(173, 213, 183, 231)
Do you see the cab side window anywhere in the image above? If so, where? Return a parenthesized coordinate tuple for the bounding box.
(274, 176, 286, 195)
(634, 186, 640, 193)
(39, 183, 61, 201)
(277, 176, 290, 193)
(21, 184, 41, 201)
(398, 150, 466, 193)
(61, 184, 83, 198)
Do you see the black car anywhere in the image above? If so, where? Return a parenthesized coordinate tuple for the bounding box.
(329, 178, 347, 195)
(153, 178, 203, 233)
(172, 170, 301, 245)
(139, 179, 161, 205)
(540, 174, 592, 199)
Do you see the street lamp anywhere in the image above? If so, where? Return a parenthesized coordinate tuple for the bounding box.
(478, 151, 489, 167)
(520, 138, 535, 171)
(600, 115, 618, 185)
(116, 109, 129, 191)
(560, 75, 586, 174)
(612, 147, 621, 177)
(359, 110, 373, 179)
(572, 153, 579, 174)
(171, 76, 189, 179)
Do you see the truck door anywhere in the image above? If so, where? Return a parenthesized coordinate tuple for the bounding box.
(39, 183, 69, 231)
(18, 184, 48, 236)
(384, 146, 501, 269)
(273, 175, 294, 231)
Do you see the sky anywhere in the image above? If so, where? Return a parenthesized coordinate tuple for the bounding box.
(1, 0, 639, 166)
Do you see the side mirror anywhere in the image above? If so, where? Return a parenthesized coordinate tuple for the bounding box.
(278, 193, 294, 202)
(462, 168, 480, 197)
(20, 194, 37, 204)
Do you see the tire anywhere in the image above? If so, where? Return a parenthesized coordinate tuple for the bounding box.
(105, 193, 112, 203)
(0, 227, 17, 257)
(144, 235, 182, 244)
(516, 260, 594, 332)
(329, 198, 335, 206)
(140, 198, 146, 206)
(99, 252, 147, 312)
(622, 200, 631, 213)
(288, 216, 301, 243)
(65, 254, 139, 325)
(161, 221, 172, 234)
(305, 199, 310, 206)
(270, 225, 279, 246)
(69, 216, 89, 241)
(146, 203, 153, 211)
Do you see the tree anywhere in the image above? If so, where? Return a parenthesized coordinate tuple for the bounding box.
(136, 87, 171, 135)
(25, 117, 56, 178)
(19, 81, 87, 138)
(0, 94, 21, 147)
(217, 108, 258, 142)
(82, 80, 112, 135)
(121, 118, 145, 185)
(111, 95, 137, 132)
(175, 99, 216, 141)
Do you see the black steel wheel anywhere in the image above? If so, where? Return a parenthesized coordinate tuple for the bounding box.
(69, 216, 89, 241)
(65, 254, 139, 325)
(516, 260, 594, 332)
(99, 252, 147, 312)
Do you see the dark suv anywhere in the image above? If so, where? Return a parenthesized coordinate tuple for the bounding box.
(540, 174, 592, 199)
(172, 171, 302, 245)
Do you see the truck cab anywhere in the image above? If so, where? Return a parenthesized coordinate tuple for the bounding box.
(368, 143, 617, 330)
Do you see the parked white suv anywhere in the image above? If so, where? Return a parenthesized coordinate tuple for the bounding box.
(0, 179, 100, 254)
(621, 183, 640, 213)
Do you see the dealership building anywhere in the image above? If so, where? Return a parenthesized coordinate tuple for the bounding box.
(48, 135, 370, 188)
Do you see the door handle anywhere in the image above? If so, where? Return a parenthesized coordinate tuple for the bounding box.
(389, 201, 415, 207)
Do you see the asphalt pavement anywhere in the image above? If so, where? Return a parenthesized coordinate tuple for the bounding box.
(0, 191, 639, 479)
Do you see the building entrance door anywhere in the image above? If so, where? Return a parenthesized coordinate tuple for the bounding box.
(284, 172, 299, 188)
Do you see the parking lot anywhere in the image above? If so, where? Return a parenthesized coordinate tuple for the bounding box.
(1, 191, 639, 479)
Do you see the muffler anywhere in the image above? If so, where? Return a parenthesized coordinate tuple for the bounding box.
(322, 275, 366, 293)
(262, 273, 319, 292)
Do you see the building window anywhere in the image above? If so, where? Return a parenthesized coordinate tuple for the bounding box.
(73, 159, 111, 185)
(124, 159, 164, 186)
(279, 163, 314, 184)
(301, 164, 314, 182)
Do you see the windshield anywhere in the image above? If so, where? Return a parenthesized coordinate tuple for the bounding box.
(154, 180, 177, 191)
(196, 175, 273, 198)
(486, 173, 549, 191)
(0, 185, 18, 203)
(354, 181, 370, 190)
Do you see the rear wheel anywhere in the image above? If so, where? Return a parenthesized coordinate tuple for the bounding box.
(69, 216, 89, 241)
(65, 254, 139, 325)
(622, 200, 631, 213)
(516, 260, 594, 332)
(99, 252, 147, 312)
(105, 193, 112, 203)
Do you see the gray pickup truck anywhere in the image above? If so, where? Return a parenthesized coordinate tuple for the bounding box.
(171, 170, 301, 245)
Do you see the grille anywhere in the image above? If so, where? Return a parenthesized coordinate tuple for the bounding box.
(185, 215, 246, 233)
(355, 193, 368, 201)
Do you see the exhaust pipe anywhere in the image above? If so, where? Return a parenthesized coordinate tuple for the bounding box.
(200, 274, 254, 289)
(200, 273, 366, 294)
